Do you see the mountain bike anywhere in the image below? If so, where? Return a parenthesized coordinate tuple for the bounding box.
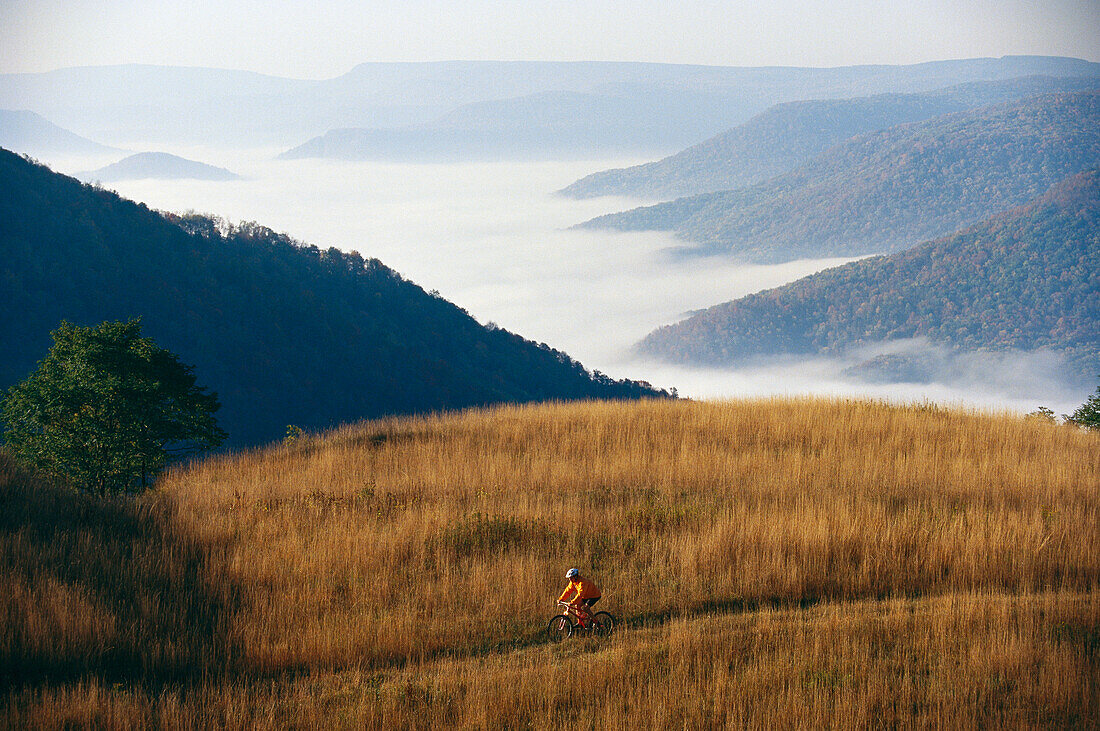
(547, 600, 616, 641)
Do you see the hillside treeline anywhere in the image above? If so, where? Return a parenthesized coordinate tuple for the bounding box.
(0, 149, 665, 447)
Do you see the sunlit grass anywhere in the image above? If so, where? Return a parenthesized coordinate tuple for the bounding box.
(4, 397, 1098, 727)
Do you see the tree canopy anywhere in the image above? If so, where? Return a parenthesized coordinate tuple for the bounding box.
(1068, 384, 1100, 430)
(2, 320, 225, 494)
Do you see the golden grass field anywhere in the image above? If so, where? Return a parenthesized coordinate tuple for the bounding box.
(3, 397, 1098, 728)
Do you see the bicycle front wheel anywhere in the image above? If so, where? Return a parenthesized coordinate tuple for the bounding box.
(547, 614, 574, 642)
(592, 611, 616, 637)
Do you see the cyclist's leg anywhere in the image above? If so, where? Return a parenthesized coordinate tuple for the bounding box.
(580, 597, 599, 624)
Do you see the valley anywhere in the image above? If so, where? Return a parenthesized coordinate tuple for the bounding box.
(30, 147, 1087, 415)
(3, 39, 1099, 728)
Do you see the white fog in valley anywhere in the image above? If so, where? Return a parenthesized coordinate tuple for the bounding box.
(50, 148, 1089, 415)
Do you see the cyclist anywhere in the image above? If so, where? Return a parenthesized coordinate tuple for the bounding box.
(558, 568, 601, 626)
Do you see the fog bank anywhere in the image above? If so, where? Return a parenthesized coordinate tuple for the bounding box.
(55, 148, 1092, 416)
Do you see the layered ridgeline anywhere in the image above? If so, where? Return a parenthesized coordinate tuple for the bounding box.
(0, 149, 665, 447)
(278, 89, 762, 161)
(562, 76, 1100, 200)
(270, 57, 1100, 161)
(581, 91, 1100, 263)
(79, 152, 239, 182)
(2, 57, 1096, 159)
(0, 109, 118, 158)
(637, 170, 1100, 379)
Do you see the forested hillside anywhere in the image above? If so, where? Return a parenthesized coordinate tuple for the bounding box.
(562, 76, 1100, 200)
(582, 91, 1100, 263)
(636, 170, 1100, 377)
(0, 149, 665, 447)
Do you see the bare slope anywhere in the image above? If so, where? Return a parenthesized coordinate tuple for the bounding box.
(581, 91, 1100, 263)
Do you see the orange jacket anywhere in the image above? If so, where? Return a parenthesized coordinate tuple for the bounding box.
(559, 577, 601, 604)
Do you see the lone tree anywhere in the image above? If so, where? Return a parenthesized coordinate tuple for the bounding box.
(1068, 382, 1100, 430)
(1, 320, 225, 494)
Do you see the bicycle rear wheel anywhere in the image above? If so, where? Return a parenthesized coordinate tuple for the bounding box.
(547, 614, 573, 642)
(592, 611, 616, 637)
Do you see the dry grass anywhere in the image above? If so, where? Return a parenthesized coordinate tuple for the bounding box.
(8, 591, 1097, 729)
(3, 397, 1099, 727)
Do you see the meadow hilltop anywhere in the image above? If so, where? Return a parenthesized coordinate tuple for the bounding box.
(4, 398, 1097, 727)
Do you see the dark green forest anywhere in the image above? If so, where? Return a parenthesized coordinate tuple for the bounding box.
(636, 170, 1100, 378)
(562, 76, 1100, 200)
(0, 149, 666, 447)
(583, 91, 1100, 263)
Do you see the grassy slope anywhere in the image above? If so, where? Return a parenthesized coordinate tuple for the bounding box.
(4, 398, 1098, 727)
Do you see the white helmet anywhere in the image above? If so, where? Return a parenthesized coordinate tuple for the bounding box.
(566, 568, 580, 580)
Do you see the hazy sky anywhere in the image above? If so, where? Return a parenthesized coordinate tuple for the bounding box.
(2, 0, 1097, 78)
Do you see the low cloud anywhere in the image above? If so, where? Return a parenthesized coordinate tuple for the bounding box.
(46, 148, 1092, 417)
(619, 340, 1089, 416)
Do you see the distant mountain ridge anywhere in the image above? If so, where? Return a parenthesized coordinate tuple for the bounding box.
(581, 91, 1100, 263)
(5, 57, 1093, 152)
(80, 152, 239, 182)
(636, 170, 1100, 379)
(278, 88, 758, 161)
(0, 149, 666, 447)
(0, 109, 118, 157)
(561, 75, 1100, 200)
(276, 57, 1100, 162)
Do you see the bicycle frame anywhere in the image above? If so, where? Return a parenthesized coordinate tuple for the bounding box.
(548, 600, 614, 642)
(557, 600, 594, 626)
